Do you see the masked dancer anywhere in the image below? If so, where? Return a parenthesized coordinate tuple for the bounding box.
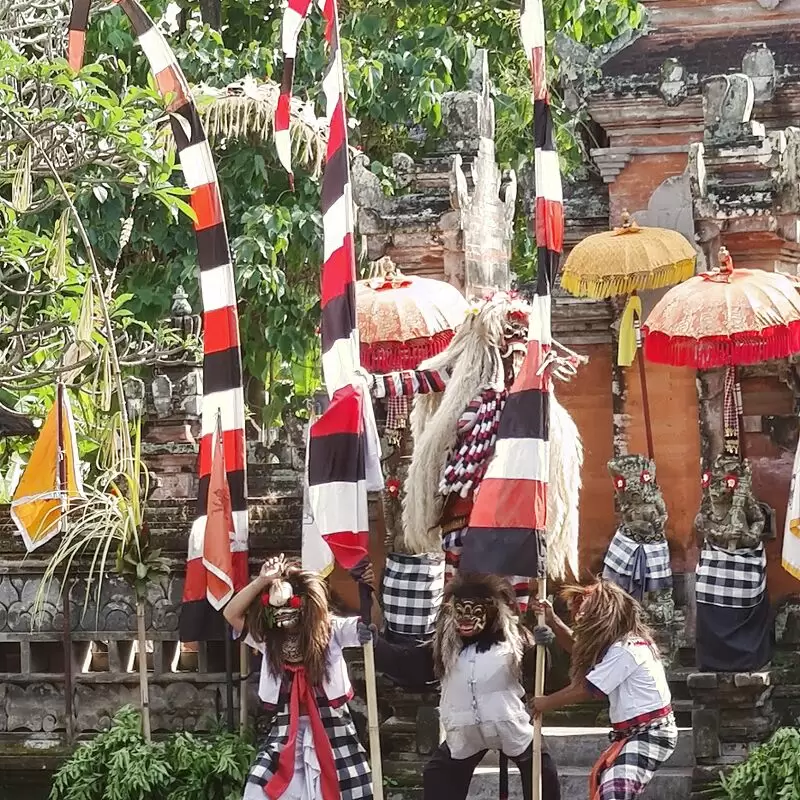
(360, 572, 561, 800)
(532, 581, 676, 800)
(363, 291, 583, 609)
(224, 554, 372, 800)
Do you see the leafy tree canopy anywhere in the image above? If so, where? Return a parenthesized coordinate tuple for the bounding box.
(1, 0, 641, 434)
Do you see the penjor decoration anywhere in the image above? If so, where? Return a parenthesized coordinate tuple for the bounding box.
(67, 0, 248, 642)
(275, 1, 384, 795)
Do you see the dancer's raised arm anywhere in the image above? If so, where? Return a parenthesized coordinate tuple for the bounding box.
(223, 554, 285, 633)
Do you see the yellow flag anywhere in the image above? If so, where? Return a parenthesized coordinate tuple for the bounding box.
(617, 294, 642, 367)
(10, 388, 83, 552)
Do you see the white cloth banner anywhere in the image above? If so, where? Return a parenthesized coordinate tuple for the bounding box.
(782, 434, 800, 581)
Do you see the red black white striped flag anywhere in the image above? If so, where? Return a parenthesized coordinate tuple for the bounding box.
(279, 0, 381, 576)
(67, 0, 249, 641)
(276, 0, 313, 186)
(460, 0, 563, 579)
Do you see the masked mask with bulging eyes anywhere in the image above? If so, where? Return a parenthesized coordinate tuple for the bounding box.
(453, 599, 488, 639)
(261, 580, 303, 630)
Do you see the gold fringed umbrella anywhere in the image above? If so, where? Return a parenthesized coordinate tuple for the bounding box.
(560, 212, 697, 459)
(560, 212, 696, 299)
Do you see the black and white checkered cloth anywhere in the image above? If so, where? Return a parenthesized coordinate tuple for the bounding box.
(696, 543, 766, 608)
(596, 715, 678, 800)
(602, 529, 673, 598)
(244, 693, 372, 800)
(381, 552, 445, 638)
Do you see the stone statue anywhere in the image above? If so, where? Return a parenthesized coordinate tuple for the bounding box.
(605, 454, 673, 628)
(695, 455, 765, 551)
(607, 454, 668, 543)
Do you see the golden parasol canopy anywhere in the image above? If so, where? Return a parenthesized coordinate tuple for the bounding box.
(560, 212, 696, 299)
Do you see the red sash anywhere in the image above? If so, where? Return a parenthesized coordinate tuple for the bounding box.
(264, 665, 340, 800)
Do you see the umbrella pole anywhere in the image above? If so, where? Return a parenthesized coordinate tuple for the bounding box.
(532, 576, 546, 800)
(634, 302, 655, 460)
(638, 353, 655, 460)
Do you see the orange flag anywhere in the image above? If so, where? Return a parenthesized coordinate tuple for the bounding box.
(202, 416, 235, 609)
(11, 386, 83, 552)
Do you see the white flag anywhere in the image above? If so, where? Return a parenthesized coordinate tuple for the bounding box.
(301, 415, 334, 577)
(782, 434, 800, 580)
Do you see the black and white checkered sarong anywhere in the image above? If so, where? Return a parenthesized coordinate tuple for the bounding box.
(603, 530, 672, 596)
(597, 714, 678, 799)
(381, 552, 444, 638)
(243, 696, 372, 800)
(696, 543, 766, 608)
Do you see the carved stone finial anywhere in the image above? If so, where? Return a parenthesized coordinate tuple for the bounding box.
(152, 374, 173, 419)
(702, 74, 759, 144)
(658, 58, 686, 107)
(123, 377, 145, 421)
(171, 285, 192, 318)
(441, 48, 494, 153)
(742, 43, 776, 103)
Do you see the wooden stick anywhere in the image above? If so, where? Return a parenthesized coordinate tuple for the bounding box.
(239, 640, 248, 734)
(363, 639, 384, 800)
(359, 582, 383, 800)
(56, 383, 74, 744)
(531, 576, 546, 800)
(224, 622, 235, 732)
(136, 599, 151, 740)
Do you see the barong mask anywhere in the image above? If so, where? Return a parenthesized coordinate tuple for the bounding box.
(433, 574, 524, 679)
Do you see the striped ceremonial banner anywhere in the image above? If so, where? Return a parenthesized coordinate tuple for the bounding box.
(459, 0, 563, 581)
(276, 0, 313, 186)
(67, 0, 249, 641)
(279, 0, 381, 578)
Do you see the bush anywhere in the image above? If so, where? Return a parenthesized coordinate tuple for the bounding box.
(712, 727, 800, 800)
(50, 706, 256, 800)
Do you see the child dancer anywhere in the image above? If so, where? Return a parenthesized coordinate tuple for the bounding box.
(531, 580, 677, 800)
(224, 554, 372, 800)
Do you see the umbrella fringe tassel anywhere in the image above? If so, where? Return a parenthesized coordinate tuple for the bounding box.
(360, 332, 455, 373)
(643, 322, 800, 369)
(560, 258, 695, 300)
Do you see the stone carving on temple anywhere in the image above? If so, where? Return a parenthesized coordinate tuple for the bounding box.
(695, 456, 765, 552)
(603, 455, 674, 624)
(694, 454, 772, 673)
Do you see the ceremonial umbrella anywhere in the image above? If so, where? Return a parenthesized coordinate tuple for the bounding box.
(643, 247, 800, 454)
(356, 257, 468, 373)
(559, 212, 697, 458)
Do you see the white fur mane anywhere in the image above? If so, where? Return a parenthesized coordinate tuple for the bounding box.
(401, 296, 584, 580)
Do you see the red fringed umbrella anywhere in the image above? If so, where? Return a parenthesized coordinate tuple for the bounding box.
(643, 248, 800, 454)
(643, 249, 800, 369)
(356, 258, 468, 373)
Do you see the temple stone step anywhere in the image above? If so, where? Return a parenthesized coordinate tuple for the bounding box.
(383, 727, 695, 799)
(467, 765, 693, 800)
(478, 726, 694, 769)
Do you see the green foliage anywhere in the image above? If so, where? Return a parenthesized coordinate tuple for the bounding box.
(50, 705, 256, 800)
(711, 728, 800, 800)
(2, 0, 642, 431)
